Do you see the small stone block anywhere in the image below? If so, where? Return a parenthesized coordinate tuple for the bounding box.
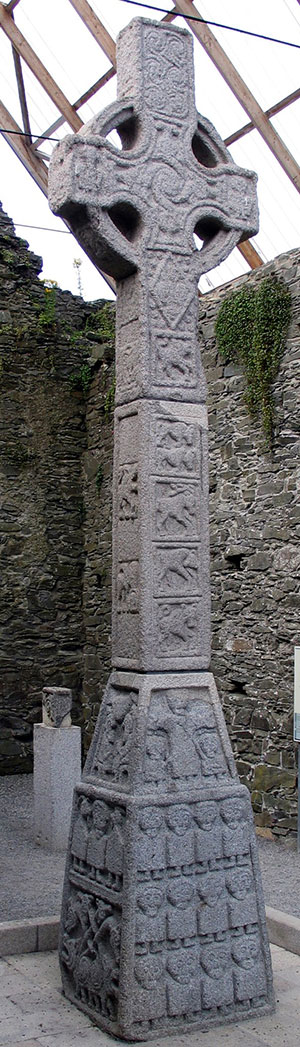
(42, 686, 73, 728)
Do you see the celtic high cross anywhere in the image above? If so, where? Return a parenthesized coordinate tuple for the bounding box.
(49, 18, 273, 1041)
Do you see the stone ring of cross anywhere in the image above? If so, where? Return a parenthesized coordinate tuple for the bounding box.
(49, 23, 258, 286)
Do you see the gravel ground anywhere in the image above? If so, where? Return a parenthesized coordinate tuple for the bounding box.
(0, 774, 299, 923)
(0, 775, 65, 921)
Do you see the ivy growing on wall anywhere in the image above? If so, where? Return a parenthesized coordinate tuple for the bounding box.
(215, 276, 291, 447)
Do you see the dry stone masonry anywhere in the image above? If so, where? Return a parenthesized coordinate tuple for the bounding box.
(49, 17, 273, 1039)
(0, 202, 114, 772)
(200, 251, 300, 839)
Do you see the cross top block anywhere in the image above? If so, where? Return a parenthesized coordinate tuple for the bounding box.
(48, 18, 259, 283)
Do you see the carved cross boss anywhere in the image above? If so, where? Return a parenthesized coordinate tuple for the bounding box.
(49, 17, 259, 673)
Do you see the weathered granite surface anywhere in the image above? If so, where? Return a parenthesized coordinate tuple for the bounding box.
(48, 15, 273, 1039)
(34, 722, 81, 851)
(42, 687, 73, 728)
(61, 672, 273, 1040)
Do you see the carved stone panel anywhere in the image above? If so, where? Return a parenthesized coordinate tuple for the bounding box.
(112, 404, 210, 670)
(154, 334, 198, 392)
(127, 787, 272, 1035)
(155, 418, 201, 477)
(143, 686, 233, 791)
(85, 681, 137, 791)
(61, 886, 122, 1023)
(153, 545, 201, 597)
(69, 792, 126, 894)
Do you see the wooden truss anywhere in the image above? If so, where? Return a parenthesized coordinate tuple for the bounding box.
(0, 0, 299, 281)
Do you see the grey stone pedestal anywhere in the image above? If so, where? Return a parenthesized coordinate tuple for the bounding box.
(59, 672, 273, 1040)
(34, 724, 81, 852)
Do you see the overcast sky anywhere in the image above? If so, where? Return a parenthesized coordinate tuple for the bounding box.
(0, 0, 299, 300)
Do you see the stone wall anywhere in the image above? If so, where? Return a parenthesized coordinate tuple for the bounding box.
(200, 248, 300, 839)
(0, 204, 114, 771)
(0, 202, 299, 838)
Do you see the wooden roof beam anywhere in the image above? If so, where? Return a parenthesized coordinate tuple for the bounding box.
(226, 87, 300, 147)
(68, 0, 116, 66)
(5, 0, 22, 10)
(0, 97, 48, 193)
(238, 241, 263, 269)
(11, 10, 31, 142)
(0, 3, 83, 131)
(12, 46, 31, 140)
(32, 66, 116, 151)
(173, 0, 300, 192)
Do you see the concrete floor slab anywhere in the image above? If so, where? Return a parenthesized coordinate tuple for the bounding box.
(0, 945, 299, 1047)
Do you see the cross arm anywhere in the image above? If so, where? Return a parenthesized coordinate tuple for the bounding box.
(187, 112, 259, 277)
(48, 100, 140, 280)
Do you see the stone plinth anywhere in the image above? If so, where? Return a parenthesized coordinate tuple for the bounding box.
(60, 672, 273, 1040)
(34, 724, 81, 852)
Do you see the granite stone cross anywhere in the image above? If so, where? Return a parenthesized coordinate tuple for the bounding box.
(49, 17, 273, 1041)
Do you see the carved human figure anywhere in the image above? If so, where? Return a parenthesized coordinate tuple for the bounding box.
(136, 885, 165, 943)
(201, 941, 234, 1009)
(194, 801, 222, 866)
(71, 797, 91, 872)
(166, 805, 194, 873)
(156, 484, 198, 538)
(86, 801, 110, 881)
(133, 953, 166, 1021)
(61, 892, 92, 992)
(148, 692, 202, 781)
(137, 806, 165, 877)
(198, 731, 228, 777)
(226, 867, 258, 929)
(144, 730, 168, 783)
(166, 880, 197, 942)
(76, 899, 121, 1018)
(95, 707, 116, 777)
(232, 935, 267, 1002)
(158, 601, 199, 654)
(156, 420, 198, 475)
(77, 900, 108, 1001)
(221, 798, 250, 858)
(166, 946, 201, 1016)
(106, 808, 125, 889)
(117, 707, 134, 782)
(117, 564, 138, 614)
(165, 693, 200, 777)
(156, 335, 195, 386)
(94, 692, 135, 784)
(197, 870, 228, 935)
(94, 903, 121, 1018)
(118, 466, 138, 521)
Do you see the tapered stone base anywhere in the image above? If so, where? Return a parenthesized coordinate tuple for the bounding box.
(59, 671, 274, 1040)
